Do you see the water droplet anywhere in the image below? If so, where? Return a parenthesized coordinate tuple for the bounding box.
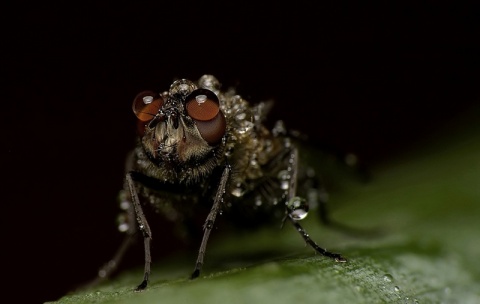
(170, 79, 196, 96)
(291, 209, 308, 220)
(394, 285, 400, 292)
(286, 196, 309, 220)
(119, 200, 130, 210)
(383, 274, 394, 283)
(179, 84, 190, 91)
(198, 74, 220, 92)
(277, 170, 290, 190)
(231, 184, 246, 197)
(278, 170, 289, 178)
(236, 112, 246, 120)
(255, 196, 262, 206)
(118, 223, 129, 232)
(237, 121, 253, 134)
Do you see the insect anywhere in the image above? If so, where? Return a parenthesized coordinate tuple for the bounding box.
(94, 74, 347, 291)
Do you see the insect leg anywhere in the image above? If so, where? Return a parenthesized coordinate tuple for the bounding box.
(191, 166, 231, 279)
(79, 190, 139, 291)
(286, 146, 347, 262)
(287, 216, 346, 262)
(126, 172, 153, 291)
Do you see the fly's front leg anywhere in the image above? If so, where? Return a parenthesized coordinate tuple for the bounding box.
(191, 166, 231, 279)
(126, 172, 153, 291)
(285, 146, 347, 263)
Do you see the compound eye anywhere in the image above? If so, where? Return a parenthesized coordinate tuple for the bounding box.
(185, 89, 220, 121)
(195, 111, 226, 145)
(133, 91, 163, 122)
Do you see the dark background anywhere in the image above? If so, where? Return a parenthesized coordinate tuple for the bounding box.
(3, 2, 478, 303)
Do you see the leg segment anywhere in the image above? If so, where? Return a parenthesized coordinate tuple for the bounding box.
(288, 215, 346, 262)
(126, 173, 153, 291)
(191, 166, 231, 279)
(286, 146, 347, 262)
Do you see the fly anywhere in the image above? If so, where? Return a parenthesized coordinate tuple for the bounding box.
(92, 74, 347, 291)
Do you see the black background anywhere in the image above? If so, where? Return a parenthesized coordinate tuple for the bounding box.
(3, 2, 478, 303)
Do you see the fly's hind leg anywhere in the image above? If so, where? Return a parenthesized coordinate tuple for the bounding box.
(90, 231, 137, 287)
(286, 215, 346, 262)
(81, 186, 139, 290)
(285, 145, 347, 263)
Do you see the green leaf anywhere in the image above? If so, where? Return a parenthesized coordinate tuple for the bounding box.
(49, 107, 480, 304)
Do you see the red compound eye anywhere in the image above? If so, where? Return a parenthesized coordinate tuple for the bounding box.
(194, 111, 226, 144)
(185, 89, 225, 144)
(132, 91, 163, 122)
